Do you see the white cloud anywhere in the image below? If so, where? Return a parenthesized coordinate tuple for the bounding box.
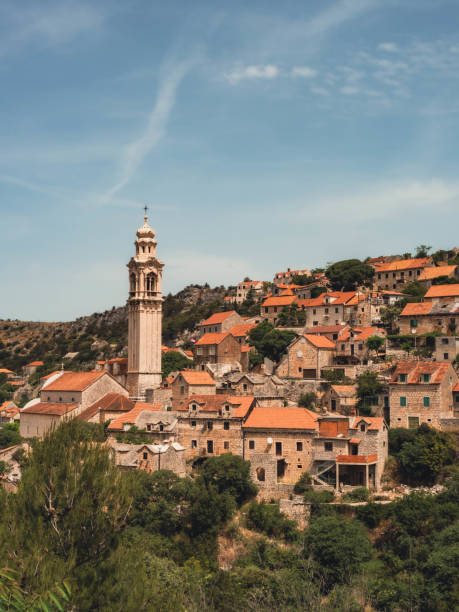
(341, 86, 359, 95)
(225, 64, 279, 84)
(102, 59, 194, 203)
(291, 66, 317, 78)
(311, 86, 329, 96)
(378, 42, 399, 53)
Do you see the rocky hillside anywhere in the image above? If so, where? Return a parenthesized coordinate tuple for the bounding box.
(0, 284, 231, 375)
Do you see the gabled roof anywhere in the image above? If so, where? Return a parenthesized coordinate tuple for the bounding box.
(107, 402, 162, 430)
(350, 417, 385, 431)
(195, 332, 230, 346)
(243, 406, 318, 430)
(21, 402, 78, 416)
(303, 334, 336, 349)
(0, 368, 14, 375)
(390, 361, 452, 384)
(418, 265, 457, 281)
(200, 311, 237, 326)
(78, 393, 133, 421)
(331, 385, 356, 397)
(424, 284, 459, 299)
(229, 323, 256, 338)
(297, 291, 358, 309)
(400, 302, 433, 316)
(178, 370, 215, 386)
(42, 371, 106, 392)
(177, 394, 255, 417)
(374, 257, 431, 272)
(354, 326, 386, 341)
(26, 361, 43, 367)
(262, 295, 297, 307)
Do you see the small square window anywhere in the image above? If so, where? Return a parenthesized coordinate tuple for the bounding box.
(297, 464, 302, 469)
(444, 353, 449, 360)
(400, 396, 407, 407)
(224, 441, 229, 450)
(423, 374, 430, 383)
(224, 421, 230, 430)
(191, 421, 196, 428)
(249, 440, 255, 450)
(399, 374, 407, 382)
(324, 441, 333, 452)
(143, 452, 148, 460)
(191, 440, 197, 448)
(296, 441, 303, 451)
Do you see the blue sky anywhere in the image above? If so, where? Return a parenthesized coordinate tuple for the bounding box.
(1, 0, 459, 321)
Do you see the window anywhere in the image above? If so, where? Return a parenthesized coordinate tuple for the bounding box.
(207, 421, 213, 430)
(325, 308, 329, 314)
(442, 338, 449, 344)
(47, 396, 50, 401)
(146, 424, 151, 431)
(143, 452, 148, 460)
(243, 383, 247, 391)
(191, 421, 196, 428)
(410, 319, 418, 328)
(359, 344, 363, 350)
(256, 467, 265, 481)
(191, 440, 197, 448)
(71, 397, 75, 402)
(249, 440, 255, 450)
(180, 385, 185, 394)
(313, 309, 316, 314)
(335, 307, 339, 313)
(360, 423, 366, 432)
(207, 440, 214, 454)
(296, 441, 303, 451)
(399, 374, 407, 382)
(224, 441, 229, 450)
(400, 396, 407, 407)
(408, 416, 419, 429)
(298, 464, 303, 469)
(444, 353, 449, 360)
(378, 273, 381, 279)
(159, 424, 164, 432)
(264, 307, 268, 313)
(275, 442, 282, 456)
(423, 374, 430, 382)
(225, 404, 230, 411)
(274, 307, 277, 313)
(423, 396, 430, 407)
(341, 344, 345, 350)
(324, 441, 333, 452)
(58, 397, 62, 402)
(331, 399, 336, 411)
(224, 421, 230, 430)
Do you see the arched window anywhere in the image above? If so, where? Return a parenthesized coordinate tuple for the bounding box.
(130, 273, 137, 294)
(256, 467, 265, 482)
(146, 273, 156, 294)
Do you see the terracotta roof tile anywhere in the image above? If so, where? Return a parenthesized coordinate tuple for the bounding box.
(243, 406, 318, 430)
(177, 394, 255, 417)
(179, 370, 215, 386)
(26, 361, 43, 367)
(107, 402, 162, 430)
(304, 334, 336, 349)
(418, 265, 457, 281)
(305, 324, 348, 334)
(262, 296, 297, 307)
(424, 284, 459, 299)
(390, 361, 452, 384)
(331, 385, 356, 397)
(400, 302, 433, 316)
(43, 371, 105, 392)
(354, 326, 386, 341)
(21, 402, 78, 416)
(228, 323, 256, 338)
(78, 393, 134, 421)
(195, 332, 230, 346)
(200, 311, 237, 326)
(374, 258, 431, 272)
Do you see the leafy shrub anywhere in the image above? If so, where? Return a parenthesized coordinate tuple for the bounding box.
(245, 501, 298, 541)
(293, 472, 312, 495)
(303, 488, 335, 504)
(341, 487, 370, 502)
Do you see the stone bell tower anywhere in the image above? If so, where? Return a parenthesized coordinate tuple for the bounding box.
(126, 211, 164, 399)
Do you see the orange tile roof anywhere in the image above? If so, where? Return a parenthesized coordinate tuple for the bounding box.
(262, 296, 297, 307)
(26, 361, 43, 367)
(0, 368, 14, 375)
(279, 288, 295, 296)
(243, 406, 318, 430)
(337, 454, 378, 464)
(40, 370, 67, 381)
(390, 361, 452, 384)
(374, 257, 431, 272)
(297, 291, 358, 309)
(352, 417, 384, 431)
(179, 370, 215, 386)
(107, 402, 162, 430)
(200, 311, 237, 326)
(228, 323, 256, 338)
(424, 284, 459, 298)
(354, 326, 386, 341)
(349, 438, 361, 444)
(331, 385, 356, 397)
(418, 265, 457, 281)
(304, 334, 336, 349)
(400, 302, 433, 316)
(78, 393, 134, 421)
(177, 394, 255, 417)
(21, 402, 78, 416)
(195, 332, 230, 346)
(305, 324, 348, 334)
(8, 381, 24, 386)
(454, 383, 459, 392)
(43, 371, 105, 392)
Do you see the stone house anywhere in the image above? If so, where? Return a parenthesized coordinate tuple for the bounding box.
(220, 373, 286, 398)
(261, 295, 297, 324)
(95, 358, 128, 387)
(276, 334, 335, 379)
(323, 385, 357, 415)
(23, 361, 43, 377)
(192, 332, 242, 369)
(273, 268, 310, 285)
(39, 371, 127, 411)
(20, 401, 80, 438)
(453, 384, 459, 416)
(389, 361, 458, 429)
(108, 440, 186, 476)
(227, 323, 256, 346)
(304, 324, 349, 342)
(418, 265, 458, 287)
(77, 392, 135, 424)
(399, 301, 459, 336)
(334, 326, 386, 366)
(243, 406, 319, 487)
(311, 415, 387, 490)
(0, 401, 19, 424)
(106, 403, 177, 443)
(297, 291, 366, 328)
(434, 336, 459, 363)
(176, 395, 255, 460)
(171, 370, 216, 410)
(235, 280, 265, 304)
(373, 257, 433, 290)
(424, 284, 459, 305)
(199, 311, 244, 336)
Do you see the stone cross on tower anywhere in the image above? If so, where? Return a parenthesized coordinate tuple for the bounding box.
(126, 209, 164, 399)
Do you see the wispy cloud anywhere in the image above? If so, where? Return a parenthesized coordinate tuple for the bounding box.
(378, 42, 399, 53)
(102, 58, 194, 203)
(291, 66, 317, 78)
(225, 64, 279, 84)
(0, 2, 104, 56)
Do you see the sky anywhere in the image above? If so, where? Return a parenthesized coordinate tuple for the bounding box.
(1, 0, 459, 321)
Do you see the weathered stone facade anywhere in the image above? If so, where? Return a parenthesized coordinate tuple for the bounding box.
(276, 335, 335, 379)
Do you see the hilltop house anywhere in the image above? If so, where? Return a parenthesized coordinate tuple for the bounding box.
(171, 370, 216, 410)
(199, 311, 244, 336)
(373, 257, 433, 290)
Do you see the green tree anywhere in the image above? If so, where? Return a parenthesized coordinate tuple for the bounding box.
(161, 350, 192, 379)
(0, 423, 22, 450)
(198, 454, 257, 505)
(325, 259, 374, 291)
(304, 516, 372, 590)
(277, 303, 306, 327)
(298, 392, 317, 410)
(380, 305, 401, 333)
(248, 321, 296, 363)
(402, 280, 427, 298)
(415, 244, 432, 258)
(356, 372, 383, 416)
(366, 335, 385, 354)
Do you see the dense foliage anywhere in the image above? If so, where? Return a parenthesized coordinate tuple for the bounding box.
(248, 320, 296, 363)
(325, 259, 374, 291)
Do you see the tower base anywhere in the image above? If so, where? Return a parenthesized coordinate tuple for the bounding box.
(127, 372, 162, 400)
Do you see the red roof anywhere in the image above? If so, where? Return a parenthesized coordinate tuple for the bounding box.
(390, 361, 452, 384)
(337, 454, 378, 464)
(78, 393, 134, 421)
(243, 406, 318, 430)
(400, 302, 433, 316)
(304, 334, 336, 349)
(43, 371, 105, 392)
(354, 326, 386, 341)
(200, 311, 237, 326)
(178, 371, 215, 386)
(177, 394, 255, 417)
(352, 417, 384, 431)
(374, 258, 431, 272)
(195, 332, 230, 346)
(262, 296, 297, 307)
(419, 265, 456, 281)
(21, 402, 78, 416)
(107, 402, 162, 430)
(424, 284, 459, 299)
(305, 324, 347, 334)
(331, 385, 356, 397)
(229, 323, 256, 338)
(26, 361, 43, 367)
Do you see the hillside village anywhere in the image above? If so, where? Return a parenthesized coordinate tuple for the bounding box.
(1, 230, 458, 501)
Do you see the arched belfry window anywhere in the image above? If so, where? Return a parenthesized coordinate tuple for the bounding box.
(130, 273, 137, 294)
(146, 272, 156, 294)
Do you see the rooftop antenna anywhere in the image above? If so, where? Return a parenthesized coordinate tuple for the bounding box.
(144, 204, 148, 220)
